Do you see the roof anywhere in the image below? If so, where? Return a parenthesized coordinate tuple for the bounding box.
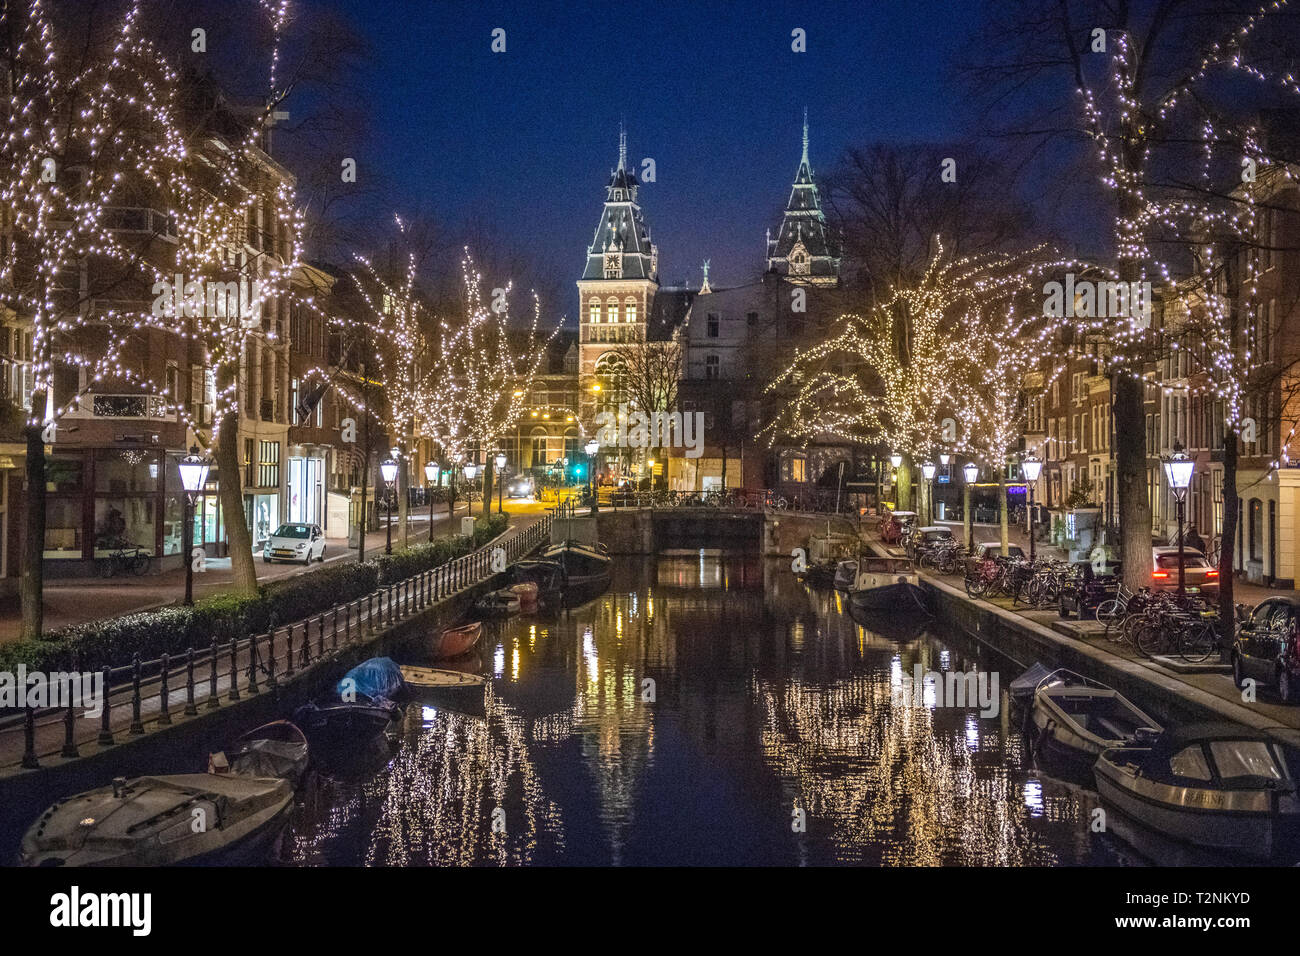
(1149, 722, 1278, 759)
(647, 289, 694, 341)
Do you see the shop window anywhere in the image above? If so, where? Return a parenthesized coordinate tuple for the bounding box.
(258, 440, 280, 488)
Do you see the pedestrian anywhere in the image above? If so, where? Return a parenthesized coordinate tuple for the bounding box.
(1184, 524, 1205, 554)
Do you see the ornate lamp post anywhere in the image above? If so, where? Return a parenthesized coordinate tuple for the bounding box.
(1021, 456, 1043, 563)
(890, 453, 903, 508)
(380, 458, 398, 555)
(464, 463, 478, 517)
(495, 452, 507, 515)
(963, 461, 979, 553)
(424, 461, 440, 542)
(921, 461, 937, 525)
(1162, 443, 1195, 596)
(585, 438, 599, 514)
(178, 447, 211, 606)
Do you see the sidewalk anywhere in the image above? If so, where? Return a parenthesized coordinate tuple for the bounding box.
(0, 500, 532, 644)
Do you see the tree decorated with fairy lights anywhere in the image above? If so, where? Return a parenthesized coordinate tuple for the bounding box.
(966, 0, 1300, 595)
(443, 251, 558, 515)
(765, 243, 1072, 518)
(0, 0, 190, 636)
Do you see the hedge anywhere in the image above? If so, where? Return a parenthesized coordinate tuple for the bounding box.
(0, 513, 512, 673)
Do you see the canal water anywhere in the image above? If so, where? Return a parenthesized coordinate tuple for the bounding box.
(277, 553, 1218, 867)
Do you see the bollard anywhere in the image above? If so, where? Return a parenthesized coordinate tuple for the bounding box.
(158, 653, 172, 726)
(207, 639, 220, 710)
(61, 698, 79, 758)
(247, 633, 260, 695)
(21, 707, 39, 769)
(285, 626, 296, 677)
(184, 646, 198, 716)
(229, 636, 241, 701)
(130, 655, 145, 734)
(99, 666, 115, 745)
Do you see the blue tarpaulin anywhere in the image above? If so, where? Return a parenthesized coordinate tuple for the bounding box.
(336, 657, 405, 702)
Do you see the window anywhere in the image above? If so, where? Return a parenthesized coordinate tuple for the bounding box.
(785, 455, 807, 483)
(1169, 745, 1212, 781)
(625, 298, 637, 324)
(606, 298, 619, 323)
(746, 311, 758, 327)
(705, 355, 720, 380)
(1209, 740, 1283, 783)
(258, 440, 280, 489)
(589, 299, 600, 324)
(707, 313, 719, 338)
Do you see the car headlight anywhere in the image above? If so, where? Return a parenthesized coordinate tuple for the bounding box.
(295, 543, 306, 551)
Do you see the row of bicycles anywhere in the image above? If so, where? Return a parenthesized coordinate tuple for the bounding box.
(961, 553, 1080, 609)
(1096, 584, 1226, 663)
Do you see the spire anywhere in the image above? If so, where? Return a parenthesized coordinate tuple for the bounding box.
(700, 259, 712, 295)
(618, 121, 627, 172)
(801, 106, 809, 166)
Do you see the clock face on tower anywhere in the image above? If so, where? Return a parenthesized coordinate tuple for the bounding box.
(604, 253, 621, 278)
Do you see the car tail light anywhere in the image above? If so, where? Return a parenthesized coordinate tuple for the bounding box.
(1152, 571, 1168, 579)
(1206, 569, 1219, 578)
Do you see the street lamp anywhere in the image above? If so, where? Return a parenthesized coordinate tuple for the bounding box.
(464, 462, 478, 510)
(585, 438, 599, 514)
(380, 458, 398, 555)
(921, 461, 936, 525)
(1163, 443, 1195, 595)
(963, 461, 979, 552)
(424, 461, 439, 542)
(178, 447, 210, 606)
(495, 452, 507, 515)
(1021, 456, 1043, 562)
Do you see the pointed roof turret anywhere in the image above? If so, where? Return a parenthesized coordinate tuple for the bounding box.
(766, 108, 840, 285)
(581, 127, 658, 282)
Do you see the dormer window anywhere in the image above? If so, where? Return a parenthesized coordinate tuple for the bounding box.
(789, 241, 810, 275)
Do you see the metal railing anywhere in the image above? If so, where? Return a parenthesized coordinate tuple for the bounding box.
(1, 512, 553, 769)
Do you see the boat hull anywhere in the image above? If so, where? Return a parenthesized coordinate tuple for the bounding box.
(1031, 685, 1161, 760)
(1094, 750, 1292, 859)
(432, 621, 483, 659)
(848, 581, 926, 614)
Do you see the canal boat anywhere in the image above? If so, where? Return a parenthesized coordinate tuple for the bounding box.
(293, 657, 405, 740)
(399, 665, 488, 691)
(1029, 668, 1162, 761)
(542, 541, 613, 606)
(431, 620, 483, 659)
(797, 560, 838, 589)
(222, 720, 310, 785)
(512, 559, 565, 610)
(1094, 723, 1300, 860)
(846, 556, 926, 613)
(472, 588, 521, 618)
(19, 722, 304, 867)
(832, 559, 858, 591)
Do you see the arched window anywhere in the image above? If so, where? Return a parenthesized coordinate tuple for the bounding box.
(606, 298, 619, 324)
(594, 351, 628, 415)
(530, 426, 550, 467)
(589, 299, 601, 324)
(625, 297, 637, 324)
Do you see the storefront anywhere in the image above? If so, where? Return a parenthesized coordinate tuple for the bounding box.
(288, 452, 324, 527)
(39, 446, 186, 572)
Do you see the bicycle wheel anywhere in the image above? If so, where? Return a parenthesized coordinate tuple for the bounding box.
(1135, 621, 1167, 658)
(1179, 621, 1218, 663)
(964, 574, 988, 600)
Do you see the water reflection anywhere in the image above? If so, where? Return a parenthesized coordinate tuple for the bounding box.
(281, 553, 1128, 866)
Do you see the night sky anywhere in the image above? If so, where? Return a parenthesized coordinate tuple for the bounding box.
(325, 0, 981, 310)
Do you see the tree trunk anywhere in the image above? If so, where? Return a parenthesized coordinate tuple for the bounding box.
(20, 417, 46, 640)
(214, 406, 258, 594)
(896, 459, 912, 514)
(397, 451, 409, 548)
(999, 474, 1009, 555)
(1114, 372, 1153, 589)
(482, 456, 494, 518)
(1218, 428, 1238, 656)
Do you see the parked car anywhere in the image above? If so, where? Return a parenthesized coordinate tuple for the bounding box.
(264, 523, 326, 565)
(1057, 561, 1119, 620)
(1151, 546, 1219, 596)
(1232, 596, 1300, 702)
(972, 542, 1025, 560)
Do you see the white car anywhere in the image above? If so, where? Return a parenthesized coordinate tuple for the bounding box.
(263, 523, 326, 564)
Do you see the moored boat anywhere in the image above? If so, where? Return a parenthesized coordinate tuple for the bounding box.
(541, 540, 613, 606)
(293, 657, 404, 739)
(222, 720, 310, 785)
(846, 556, 926, 613)
(511, 559, 564, 609)
(832, 559, 858, 591)
(19, 771, 295, 867)
(1030, 669, 1162, 761)
(1094, 723, 1300, 860)
(431, 620, 483, 659)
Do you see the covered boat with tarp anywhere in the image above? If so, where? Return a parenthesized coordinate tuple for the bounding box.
(336, 657, 405, 702)
(294, 657, 404, 740)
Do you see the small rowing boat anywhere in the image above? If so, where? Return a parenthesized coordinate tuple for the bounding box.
(1030, 668, 1162, 761)
(432, 620, 483, 659)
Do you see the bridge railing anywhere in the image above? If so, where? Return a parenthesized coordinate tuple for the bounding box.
(597, 487, 860, 517)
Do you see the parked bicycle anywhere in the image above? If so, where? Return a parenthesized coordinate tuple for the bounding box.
(99, 545, 151, 578)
